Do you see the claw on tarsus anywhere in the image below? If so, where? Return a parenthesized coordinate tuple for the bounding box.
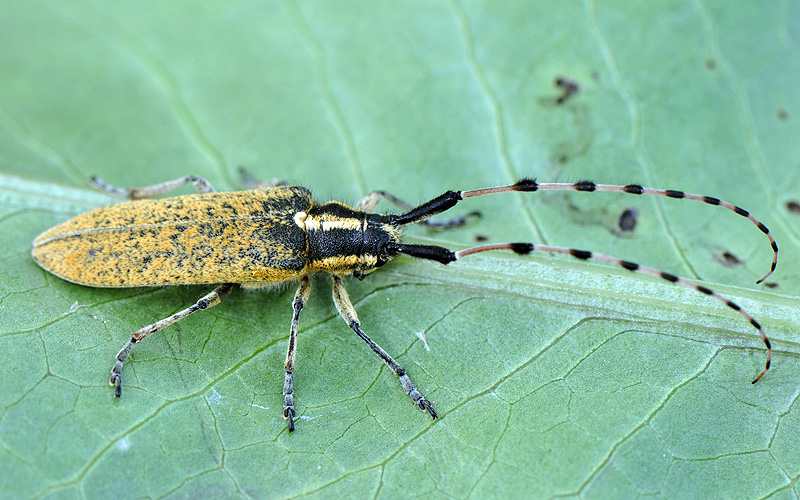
(419, 399, 437, 419)
(110, 374, 122, 398)
(285, 408, 295, 432)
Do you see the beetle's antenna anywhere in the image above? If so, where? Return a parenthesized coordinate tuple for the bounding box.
(388, 179, 778, 284)
(388, 240, 772, 384)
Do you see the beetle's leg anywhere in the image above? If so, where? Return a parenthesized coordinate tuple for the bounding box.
(90, 175, 216, 199)
(283, 276, 311, 432)
(331, 275, 437, 420)
(238, 166, 287, 190)
(355, 190, 480, 230)
(110, 283, 234, 398)
(355, 191, 413, 212)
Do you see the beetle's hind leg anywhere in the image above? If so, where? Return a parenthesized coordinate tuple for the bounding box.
(110, 283, 234, 398)
(355, 190, 480, 230)
(331, 276, 437, 421)
(90, 174, 217, 199)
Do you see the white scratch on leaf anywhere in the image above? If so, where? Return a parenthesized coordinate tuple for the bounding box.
(116, 436, 131, 452)
(206, 387, 223, 405)
(416, 330, 431, 351)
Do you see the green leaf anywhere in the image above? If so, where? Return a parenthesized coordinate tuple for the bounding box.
(1, 1, 799, 499)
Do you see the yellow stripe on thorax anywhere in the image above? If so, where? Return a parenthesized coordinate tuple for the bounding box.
(307, 254, 377, 273)
(301, 215, 363, 232)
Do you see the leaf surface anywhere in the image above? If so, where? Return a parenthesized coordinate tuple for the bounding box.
(1, 1, 799, 499)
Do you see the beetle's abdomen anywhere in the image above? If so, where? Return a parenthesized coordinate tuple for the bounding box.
(32, 187, 313, 287)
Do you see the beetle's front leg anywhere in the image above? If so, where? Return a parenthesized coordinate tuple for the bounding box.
(110, 284, 234, 397)
(331, 276, 437, 420)
(283, 277, 311, 431)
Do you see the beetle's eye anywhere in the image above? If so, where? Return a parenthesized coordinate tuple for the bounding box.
(375, 239, 389, 265)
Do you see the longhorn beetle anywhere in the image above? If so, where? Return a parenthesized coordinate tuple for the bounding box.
(31, 173, 778, 432)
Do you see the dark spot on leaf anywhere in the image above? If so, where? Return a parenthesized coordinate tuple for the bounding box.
(617, 208, 638, 232)
(554, 76, 580, 105)
(721, 250, 741, 266)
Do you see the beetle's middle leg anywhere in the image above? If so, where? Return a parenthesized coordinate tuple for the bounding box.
(355, 190, 480, 229)
(110, 283, 234, 398)
(331, 276, 437, 420)
(283, 276, 311, 432)
(238, 166, 288, 190)
(90, 174, 216, 199)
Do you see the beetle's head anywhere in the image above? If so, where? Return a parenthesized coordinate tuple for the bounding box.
(353, 216, 403, 280)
